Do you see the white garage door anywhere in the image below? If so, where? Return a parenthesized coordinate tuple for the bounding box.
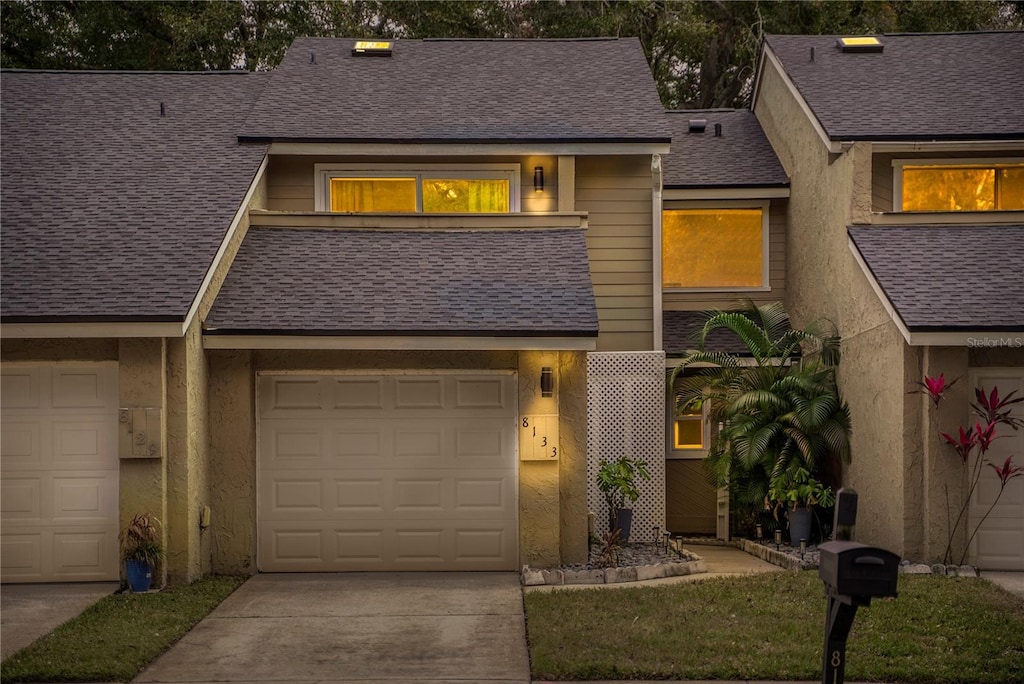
(969, 368, 1024, 570)
(258, 372, 518, 572)
(1, 364, 120, 582)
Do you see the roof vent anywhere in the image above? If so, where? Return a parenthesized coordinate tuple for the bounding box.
(352, 40, 394, 57)
(837, 36, 883, 53)
(688, 118, 707, 134)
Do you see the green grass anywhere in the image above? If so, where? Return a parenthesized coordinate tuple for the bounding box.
(525, 572, 1024, 682)
(1, 575, 247, 683)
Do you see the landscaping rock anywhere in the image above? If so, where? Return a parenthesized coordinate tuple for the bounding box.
(956, 565, 978, 578)
(689, 560, 708, 574)
(903, 563, 933, 574)
(541, 569, 564, 585)
(636, 564, 667, 581)
(664, 562, 691, 577)
(564, 569, 605, 585)
(931, 564, 947, 575)
(522, 568, 545, 586)
(604, 567, 638, 584)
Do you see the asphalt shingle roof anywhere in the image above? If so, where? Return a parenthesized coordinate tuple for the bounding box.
(765, 32, 1024, 141)
(848, 224, 1024, 331)
(662, 110, 788, 188)
(206, 228, 598, 336)
(240, 37, 670, 143)
(1, 70, 268, 322)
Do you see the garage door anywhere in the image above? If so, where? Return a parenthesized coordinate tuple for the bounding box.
(258, 372, 517, 571)
(969, 368, 1024, 571)
(1, 364, 120, 582)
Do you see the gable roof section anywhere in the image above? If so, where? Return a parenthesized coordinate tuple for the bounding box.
(764, 32, 1024, 141)
(206, 228, 598, 338)
(664, 310, 759, 356)
(662, 110, 788, 188)
(1, 70, 268, 324)
(239, 37, 669, 144)
(848, 224, 1024, 338)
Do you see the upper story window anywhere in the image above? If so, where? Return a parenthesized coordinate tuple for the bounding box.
(662, 203, 769, 291)
(315, 164, 520, 213)
(894, 159, 1024, 212)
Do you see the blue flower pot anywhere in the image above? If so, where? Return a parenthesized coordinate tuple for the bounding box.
(126, 559, 154, 592)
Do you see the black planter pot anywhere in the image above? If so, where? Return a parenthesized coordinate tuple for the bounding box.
(788, 507, 812, 546)
(614, 508, 634, 542)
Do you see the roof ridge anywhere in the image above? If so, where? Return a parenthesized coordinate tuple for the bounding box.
(1, 68, 253, 75)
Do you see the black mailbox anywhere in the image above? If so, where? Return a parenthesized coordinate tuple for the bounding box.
(819, 540, 899, 601)
(818, 488, 901, 684)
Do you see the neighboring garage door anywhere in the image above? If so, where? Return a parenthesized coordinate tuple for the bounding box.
(258, 372, 518, 571)
(969, 367, 1024, 570)
(1, 364, 120, 582)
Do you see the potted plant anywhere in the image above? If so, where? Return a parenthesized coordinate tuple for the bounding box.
(120, 513, 163, 592)
(596, 456, 651, 542)
(768, 467, 835, 545)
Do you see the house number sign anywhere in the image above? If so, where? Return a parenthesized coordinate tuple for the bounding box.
(520, 414, 559, 461)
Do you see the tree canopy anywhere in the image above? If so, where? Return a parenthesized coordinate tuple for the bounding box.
(2, 1, 1020, 108)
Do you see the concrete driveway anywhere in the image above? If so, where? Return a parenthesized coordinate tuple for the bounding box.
(1, 582, 119, 659)
(134, 572, 529, 684)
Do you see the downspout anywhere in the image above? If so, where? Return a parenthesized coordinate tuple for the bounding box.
(652, 154, 663, 351)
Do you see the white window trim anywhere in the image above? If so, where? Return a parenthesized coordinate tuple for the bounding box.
(667, 398, 709, 460)
(892, 157, 1024, 212)
(314, 163, 521, 213)
(661, 199, 770, 293)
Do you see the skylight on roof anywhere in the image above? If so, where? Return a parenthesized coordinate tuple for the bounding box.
(352, 40, 393, 56)
(837, 36, 884, 53)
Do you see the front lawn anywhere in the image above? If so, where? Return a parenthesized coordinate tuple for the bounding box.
(525, 572, 1024, 682)
(1, 576, 246, 683)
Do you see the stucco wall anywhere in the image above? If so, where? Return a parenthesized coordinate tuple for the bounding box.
(206, 347, 589, 572)
(754, 58, 914, 556)
(208, 350, 256, 575)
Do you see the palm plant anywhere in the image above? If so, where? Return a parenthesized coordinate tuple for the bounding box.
(669, 301, 851, 519)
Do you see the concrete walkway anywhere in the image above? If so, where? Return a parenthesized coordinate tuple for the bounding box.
(1, 582, 119, 659)
(133, 572, 529, 684)
(981, 571, 1024, 597)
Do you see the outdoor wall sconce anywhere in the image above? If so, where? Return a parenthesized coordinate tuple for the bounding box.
(540, 366, 553, 397)
(534, 166, 544, 192)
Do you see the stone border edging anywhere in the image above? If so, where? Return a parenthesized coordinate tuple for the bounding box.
(522, 558, 707, 586)
(740, 538, 817, 571)
(900, 562, 978, 577)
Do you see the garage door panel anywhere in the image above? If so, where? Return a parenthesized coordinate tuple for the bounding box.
(969, 368, 1024, 570)
(1, 364, 119, 582)
(1, 477, 42, 519)
(258, 372, 517, 572)
(1, 420, 44, 469)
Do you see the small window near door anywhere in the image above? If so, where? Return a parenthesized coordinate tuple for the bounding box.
(672, 401, 706, 452)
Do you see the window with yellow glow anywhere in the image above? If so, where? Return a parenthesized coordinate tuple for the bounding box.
(662, 208, 765, 289)
(319, 166, 518, 214)
(673, 404, 704, 450)
(422, 179, 509, 213)
(901, 163, 1024, 212)
(330, 178, 417, 212)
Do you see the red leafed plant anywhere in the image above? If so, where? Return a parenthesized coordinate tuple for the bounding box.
(924, 375, 1023, 565)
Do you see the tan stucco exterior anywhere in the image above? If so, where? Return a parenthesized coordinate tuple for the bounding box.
(205, 348, 589, 572)
(753, 51, 1023, 564)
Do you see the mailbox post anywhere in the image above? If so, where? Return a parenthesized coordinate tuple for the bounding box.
(818, 489, 900, 684)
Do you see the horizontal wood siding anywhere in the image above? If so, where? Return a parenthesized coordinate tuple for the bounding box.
(662, 199, 787, 311)
(666, 459, 717, 535)
(266, 154, 558, 213)
(576, 155, 654, 351)
(873, 150, 1024, 213)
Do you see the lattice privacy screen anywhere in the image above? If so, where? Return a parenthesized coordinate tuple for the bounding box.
(587, 351, 666, 542)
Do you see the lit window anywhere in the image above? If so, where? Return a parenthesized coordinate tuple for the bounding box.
(662, 207, 767, 289)
(898, 161, 1024, 212)
(674, 404, 705, 450)
(316, 165, 519, 213)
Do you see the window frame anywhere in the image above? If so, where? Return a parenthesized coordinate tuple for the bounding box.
(667, 388, 709, 460)
(314, 163, 521, 213)
(661, 200, 770, 293)
(892, 157, 1024, 212)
